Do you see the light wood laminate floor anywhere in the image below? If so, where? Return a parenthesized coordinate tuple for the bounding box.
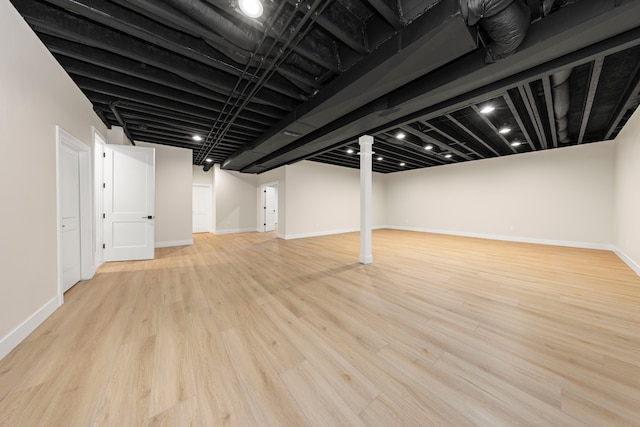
(1, 230, 640, 426)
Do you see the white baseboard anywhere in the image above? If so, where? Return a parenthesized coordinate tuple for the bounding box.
(214, 228, 258, 235)
(613, 247, 640, 277)
(282, 225, 387, 240)
(384, 225, 614, 251)
(155, 239, 193, 248)
(0, 297, 60, 361)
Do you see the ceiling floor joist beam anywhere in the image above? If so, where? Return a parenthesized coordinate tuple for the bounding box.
(541, 76, 559, 148)
(578, 57, 605, 144)
(503, 92, 537, 151)
(444, 113, 501, 157)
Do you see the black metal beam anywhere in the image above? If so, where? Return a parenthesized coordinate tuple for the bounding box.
(66, 67, 278, 127)
(366, 0, 402, 29)
(316, 2, 367, 55)
(518, 84, 547, 149)
(578, 57, 604, 144)
(541, 76, 559, 148)
(77, 78, 271, 133)
(604, 63, 640, 140)
(471, 105, 518, 154)
(35, 0, 307, 101)
(444, 113, 501, 157)
(14, 0, 300, 109)
(503, 92, 537, 151)
(422, 121, 484, 159)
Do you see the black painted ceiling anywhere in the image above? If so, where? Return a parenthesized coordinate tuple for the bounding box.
(10, 0, 640, 173)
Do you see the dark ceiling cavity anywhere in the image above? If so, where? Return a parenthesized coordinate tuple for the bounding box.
(10, 0, 640, 174)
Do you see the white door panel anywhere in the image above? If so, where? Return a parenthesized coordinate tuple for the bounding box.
(61, 145, 81, 291)
(104, 145, 155, 261)
(192, 185, 212, 233)
(264, 185, 277, 232)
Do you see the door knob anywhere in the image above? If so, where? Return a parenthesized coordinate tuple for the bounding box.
(142, 215, 154, 219)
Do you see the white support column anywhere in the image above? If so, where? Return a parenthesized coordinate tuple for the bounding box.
(359, 135, 373, 264)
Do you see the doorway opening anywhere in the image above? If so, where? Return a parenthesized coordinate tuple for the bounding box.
(260, 182, 278, 233)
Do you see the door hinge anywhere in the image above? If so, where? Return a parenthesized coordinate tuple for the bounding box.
(103, 152, 106, 158)
(264, 206, 266, 209)
(103, 183, 106, 188)
(102, 213, 105, 219)
(264, 223, 266, 226)
(102, 243, 105, 249)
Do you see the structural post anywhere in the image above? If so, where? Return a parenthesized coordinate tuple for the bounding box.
(359, 135, 373, 264)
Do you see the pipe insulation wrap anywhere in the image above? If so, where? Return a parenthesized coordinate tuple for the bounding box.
(465, 0, 514, 26)
(551, 69, 573, 143)
(480, 0, 531, 63)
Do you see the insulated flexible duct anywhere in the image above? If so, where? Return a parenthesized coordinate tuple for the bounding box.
(462, 0, 531, 63)
(551, 69, 573, 143)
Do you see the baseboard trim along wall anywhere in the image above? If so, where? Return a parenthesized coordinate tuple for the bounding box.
(613, 248, 640, 277)
(155, 239, 193, 248)
(385, 225, 640, 278)
(283, 226, 387, 240)
(0, 297, 60, 361)
(385, 225, 613, 251)
(214, 228, 258, 235)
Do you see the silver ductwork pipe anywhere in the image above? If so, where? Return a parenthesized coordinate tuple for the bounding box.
(551, 69, 573, 144)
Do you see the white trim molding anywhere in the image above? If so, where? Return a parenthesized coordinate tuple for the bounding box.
(384, 225, 615, 251)
(613, 248, 640, 277)
(215, 228, 258, 235)
(155, 239, 194, 248)
(0, 297, 60, 361)
(282, 226, 387, 241)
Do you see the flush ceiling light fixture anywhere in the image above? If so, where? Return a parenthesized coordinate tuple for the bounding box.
(444, 154, 453, 158)
(192, 135, 203, 141)
(480, 105, 495, 114)
(205, 158, 213, 163)
(377, 156, 383, 161)
(399, 162, 406, 166)
(499, 127, 511, 134)
(425, 144, 433, 150)
(396, 132, 406, 139)
(239, 0, 263, 18)
(510, 141, 522, 147)
(346, 148, 354, 154)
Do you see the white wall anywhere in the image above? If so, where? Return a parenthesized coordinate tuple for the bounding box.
(192, 165, 216, 232)
(284, 161, 386, 239)
(0, 2, 107, 359)
(386, 142, 615, 247)
(214, 165, 258, 233)
(614, 107, 640, 274)
(137, 142, 193, 247)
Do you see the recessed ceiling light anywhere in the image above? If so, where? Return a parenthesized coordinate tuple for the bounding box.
(510, 141, 521, 147)
(377, 156, 383, 161)
(445, 154, 452, 158)
(239, 0, 263, 18)
(499, 127, 511, 134)
(192, 135, 203, 141)
(425, 144, 433, 150)
(480, 105, 495, 114)
(346, 148, 354, 154)
(396, 132, 406, 139)
(205, 158, 213, 163)
(399, 162, 406, 166)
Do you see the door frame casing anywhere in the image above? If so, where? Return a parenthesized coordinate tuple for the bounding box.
(93, 127, 106, 270)
(56, 126, 94, 304)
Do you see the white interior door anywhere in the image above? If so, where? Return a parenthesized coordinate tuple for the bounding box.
(104, 145, 155, 261)
(192, 185, 212, 233)
(265, 186, 277, 232)
(61, 144, 81, 291)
